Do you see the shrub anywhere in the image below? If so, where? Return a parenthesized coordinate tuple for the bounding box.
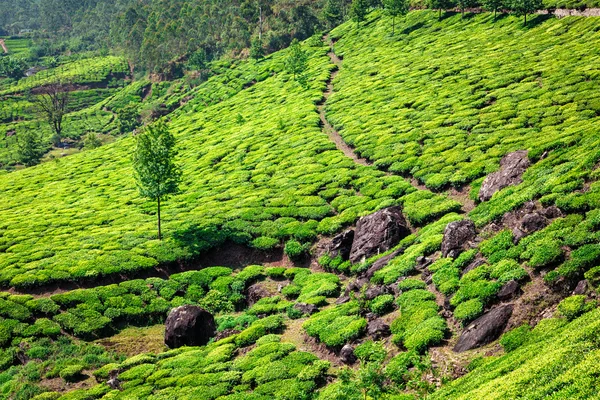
(454, 298, 484, 324)
(490, 260, 528, 283)
(59, 365, 85, 382)
(397, 279, 427, 291)
(282, 284, 301, 299)
(265, 267, 286, 279)
(252, 237, 280, 250)
(236, 325, 267, 347)
(370, 294, 395, 316)
(450, 280, 501, 308)
(557, 295, 595, 321)
(385, 351, 420, 385)
(284, 240, 306, 260)
(527, 238, 563, 269)
(354, 340, 387, 363)
(500, 324, 531, 352)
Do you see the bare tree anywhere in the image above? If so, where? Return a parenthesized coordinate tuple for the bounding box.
(32, 82, 72, 145)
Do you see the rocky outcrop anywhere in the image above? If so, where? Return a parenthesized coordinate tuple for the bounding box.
(573, 279, 589, 295)
(497, 280, 520, 301)
(367, 319, 391, 340)
(164, 305, 216, 349)
(441, 220, 477, 258)
(294, 303, 319, 315)
(107, 370, 122, 391)
(349, 206, 410, 263)
(365, 249, 403, 279)
(454, 305, 514, 352)
(479, 151, 530, 202)
(340, 344, 356, 364)
(328, 230, 355, 260)
(247, 283, 271, 306)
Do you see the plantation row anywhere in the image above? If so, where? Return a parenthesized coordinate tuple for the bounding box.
(0, 38, 459, 289)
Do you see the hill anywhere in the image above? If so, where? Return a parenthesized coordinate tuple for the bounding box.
(2, 8, 600, 400)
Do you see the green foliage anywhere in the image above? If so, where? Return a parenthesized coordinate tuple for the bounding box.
(351, 0, 370, 24)
(59, 364, 85, 382)
(384, 0, 409, 34)
(0, 56, 27, 79)
(284, 240, 306, 260)
(500, 324, 531, 352)
(557, 295, 596, 321)
(14, 130, 47, 166)
(303, 301, 367, 347)
(370, 294, 395, 315)
(285, 39, 308, 83)
(453, 298, 483, 324)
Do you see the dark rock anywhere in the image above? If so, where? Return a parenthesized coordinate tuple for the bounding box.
(441, 220, 477, 258)
(347, 277, 369, 293)
(415, 256, 432, 270)
(247, 283, 271, 306)
(365, 285, 387, 301)
(107, 370, 122, 391)
(164, 305, 216, 349)
(462, 257, 487, 275)
(454, 305, 514, 352)
(214, 329, 241, 341)
(479, 151, 530, 202)
(541, 206, 562, 220)
(512, 228, 527, 244)
(497, 280, 520, 301)
(335, 295, 351, 305)
(328, 230, 355, 260)
(349, 206, 410, 264)
(366, 249, 402, 279)
(367, 319, 391, 340)
(573, 280, 588, 295)
(340, 344, 356, 364)
(520, 213, 548, 234)
(294, 303, 319, 315)
(365, 312, 378, 321)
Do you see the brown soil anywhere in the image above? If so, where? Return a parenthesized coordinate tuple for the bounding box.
(39, 371, 96, 394)
(95, 324, 166, 357)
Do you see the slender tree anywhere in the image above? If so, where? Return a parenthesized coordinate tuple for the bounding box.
(14, 130, 46, 166)
(457, 0, 477, 17)
(482, 0, 505, 19)
(285, 39, 308, 84)
(509, 0, 542, 25)
(428, 0, 455, 19)
(323, 0, 344, 29)
(384, 0, 409, 35)
(132, 121, 182, 240)
(31, 82, 71, 145)
(351, 0, 370, 26)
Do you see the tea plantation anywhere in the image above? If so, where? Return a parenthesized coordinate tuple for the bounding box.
(2, 6, 600, 400)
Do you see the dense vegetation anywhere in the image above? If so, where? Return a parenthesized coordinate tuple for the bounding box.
(2, 4, 600, 400)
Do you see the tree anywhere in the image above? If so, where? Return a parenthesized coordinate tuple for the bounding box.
(14, 130, 47, 166)
(323, 0, 344, 29)
(250, 36, 264, 59)
(32, 82, 71, 145)
(482, 0, 505, 19)
(509, 0, 542, 25)
(284, 39, 308, 84)
(132, 121, 182, 240)
(428, 0, 456, 19)
(351, 0, 370, 26)
(384, 0, 409, 35)
(0, 56, 27, 80)
(117, 103, 141, 134)
(457, 0, 477, 17)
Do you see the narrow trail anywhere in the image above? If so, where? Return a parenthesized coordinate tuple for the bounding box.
(318, 36, 370, 167)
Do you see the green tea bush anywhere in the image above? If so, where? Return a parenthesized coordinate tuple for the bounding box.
(500, 324, 531, 352)
(397, 279, 427, 292)
(557, 295, 596, 321)
(370, 294, 395, 316)
(59, 364, 85, 382)
(303, 301, 367, 347)
(284, 240, 306, 260)
(454, 299, 484, 324)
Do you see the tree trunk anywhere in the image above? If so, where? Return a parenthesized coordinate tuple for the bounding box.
(157, 196, 162, 241)
(439, 8, 442, 19)
(462, 7, 465, 17)
(524, 13, 527, 26)
(258, 5, 263, 41)
(392, 16, 395, 35)
(494, 9, 497, 20)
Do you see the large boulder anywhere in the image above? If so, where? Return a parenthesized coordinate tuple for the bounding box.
(328, 230, 355, 260)
(367, 319, 391, 340)
(247, 283, 271, 306)
(349, 206, 410, 264)
(454, 305, 514, 352)
(441, 220, 477, 258)
(339, 344, 356, 364)
(365, 249, 402, 278)
(164, 305, 216, 349)
(479, 151, 530, 202)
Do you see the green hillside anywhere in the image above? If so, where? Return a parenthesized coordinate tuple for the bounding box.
(2, 7, 600, 400)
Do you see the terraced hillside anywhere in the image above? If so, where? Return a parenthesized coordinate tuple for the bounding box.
(2, 8, 600, 400)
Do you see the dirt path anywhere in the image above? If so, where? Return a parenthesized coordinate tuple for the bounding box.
(0, 39, 7, 54)
(318, 36, 370, 167)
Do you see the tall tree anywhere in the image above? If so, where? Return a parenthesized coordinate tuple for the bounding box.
(482, 0, 505, 19)
(457, 0, 477, 16)
(285, 39, 308, 84)
(132, 121, 182, 241)
(14, 130, 47, 166)
(323, 0, 344, 29)
(384, 0, 409, 35)
(351, 0, 370, 26)
(32, 82, 71, 145)
(509, 0, 542, 25)
(428, 0, 455, 19)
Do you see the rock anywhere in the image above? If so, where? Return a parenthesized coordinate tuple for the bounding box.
(294, 303, 319, 315)
(415, 256, 432, 271)
(441, 220, 477, 258)
(349, 206, 410, 264)
(247, 283, 271, 306)
(573, 279, 588, 295)
(497, 280, 520, 301)
(367, 319, 391, 340)
(366, 249, 402, 279)
(340, 344, 356, 364)
(512, 228, 527, 244)
(520, 213, 548, 234)
(335, 295, 351, 305)
(365, 285, 387, 301)
(454, 305, 514, 352)
(365, 312, 378, 321)
(479, 151, 530, 202)
(164, 305, 216, 349)
(107, 370, 122, 391)
(462, 257, 487, 275)
(214, 329, 241, 341)
(347, 277, 369, 293)
(541, 206, 562, 219)
(328, 230, 355, 260)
